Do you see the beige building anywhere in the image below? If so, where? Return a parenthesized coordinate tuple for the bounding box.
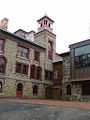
(0, 15, 62, 98)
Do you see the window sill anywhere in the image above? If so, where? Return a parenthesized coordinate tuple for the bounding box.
(15, 72, 29, 77)
(16, 56, 29, 61)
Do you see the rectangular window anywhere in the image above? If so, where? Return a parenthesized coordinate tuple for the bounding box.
(22, 64, 28, 74)
(16, 62, 29, 75)
(75, 45, 90, 56)
(34, 50, 40, 61)
(50, 71, 53, 80)
(16, 62, 22, 73)
(0, 39, 4, 54)
(45, 70, 48, 80)
(30, 65, 35, 79)
(36, 66, 42, 80)
(74, 54, 90, 68)
(45, 70, 53, 80)
(54, 70, 58, 80)
(17, 45, 29, 59)
(87, 54, 90, 66)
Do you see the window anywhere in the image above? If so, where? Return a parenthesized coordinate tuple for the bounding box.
(17, 45, 29, 59)
(45, 70, 48, 80)
(49, 23, 50, 27)
(16, 62, 22, 73)
(54, 70, 58, 80)
(0, 82, 2, 93)
(30, 64, 36, 79)
(0, 39, 4, 54)
(30, 65, 42, 80)
(16, 62, 29, 75)
(36, 66, 42, 80)
(41, 23, 42, 27)
(80, 55, 87, 67)
(48, 41, 53, 60)
(87, 54, 90, 66)
(50, 71, 53, 80)
(45, 70, 53, 80)
(22, 64, 28, 74)
(82, 81, 90, 95)
(34, 50, 40, 61)
(0, 57, 6, 73)
(75, 45, 90, 56)
(44, 20, 47, 25)
(74, 54, 90, 68)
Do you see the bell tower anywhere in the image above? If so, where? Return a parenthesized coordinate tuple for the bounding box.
(37, 15, 54, 32)
(35, 15, 56, 63)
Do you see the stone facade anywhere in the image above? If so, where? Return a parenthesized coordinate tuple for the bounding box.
(0, 15, 61, 98)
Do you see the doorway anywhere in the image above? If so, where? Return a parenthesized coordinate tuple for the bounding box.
(16, 83, 23, 98)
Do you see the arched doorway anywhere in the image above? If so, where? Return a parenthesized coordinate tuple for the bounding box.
(67, 85, 71, 95)
(16, 83, 23, 98)
(33, 85, 38, 96)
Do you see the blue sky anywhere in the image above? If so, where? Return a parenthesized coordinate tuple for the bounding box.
(0, 0, 90, 53)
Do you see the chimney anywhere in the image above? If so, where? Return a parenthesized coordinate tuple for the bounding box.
(0, 18, 9, 30)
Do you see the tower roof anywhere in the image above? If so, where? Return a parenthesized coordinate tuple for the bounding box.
(37, 15, 54, 23)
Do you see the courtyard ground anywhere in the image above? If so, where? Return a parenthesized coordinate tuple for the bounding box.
(0, 98, 90, 120)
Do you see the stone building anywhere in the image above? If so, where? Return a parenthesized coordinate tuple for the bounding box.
(59, 52, 71, 100)
(0, 15, 62, 98)
(52, 55, 63, 99)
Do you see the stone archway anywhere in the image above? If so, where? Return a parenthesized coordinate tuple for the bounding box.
(16, 83, 23, 98)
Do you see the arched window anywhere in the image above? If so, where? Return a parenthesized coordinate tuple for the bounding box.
(48, 41, 53, 60)
(0, 57, 6, 73)
(0, 82, 2, 93)
(67, 85, 71, 95)
(30, 64, 36, 79)
(33, 85, 38, 96)
(36, 66, 42, 80)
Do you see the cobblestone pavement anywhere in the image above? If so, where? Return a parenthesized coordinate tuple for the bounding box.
(0, 99, 90, 120)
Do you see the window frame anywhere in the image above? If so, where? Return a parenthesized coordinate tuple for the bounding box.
(16, 62, 29, 75)
(17, 45, 29, 59)
(34, 50, 40, 62)
(0, 38, 5, 54)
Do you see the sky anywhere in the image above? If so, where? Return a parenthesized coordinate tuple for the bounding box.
(0, 0, 90, 53)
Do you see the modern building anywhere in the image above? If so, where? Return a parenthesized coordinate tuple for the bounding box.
(70, 40, 90, 101)
(0, 16, 62, 98)
(60, 40, 90, 101)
